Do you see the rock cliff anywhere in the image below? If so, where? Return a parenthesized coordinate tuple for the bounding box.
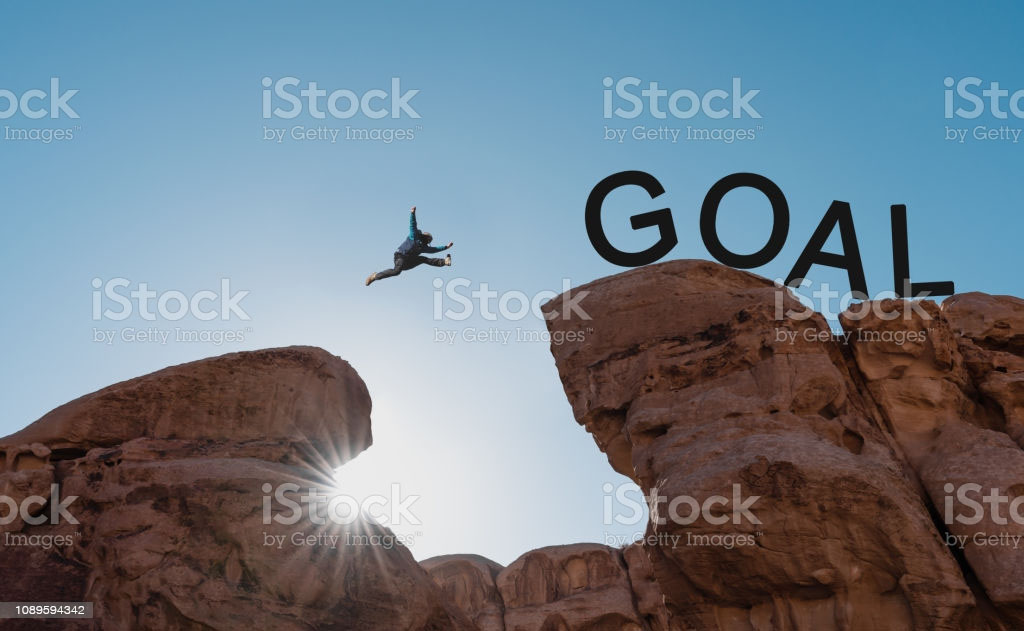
(0, 346, 472, 630)
(541, 260, 1024, 631)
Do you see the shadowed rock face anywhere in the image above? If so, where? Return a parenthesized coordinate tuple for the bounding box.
(422, 554, 506, 631)
(543, 260, 1024, 631)
(0, 346, 473, 631)
(422, 544, 685, 631)
(495, 543, 647, 631)
(841, 296, 1024, 623)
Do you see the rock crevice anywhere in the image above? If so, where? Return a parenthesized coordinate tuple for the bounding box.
(540, 260, 1024, 631)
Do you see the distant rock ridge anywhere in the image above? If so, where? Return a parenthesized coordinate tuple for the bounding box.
(422, 543, 680, 631)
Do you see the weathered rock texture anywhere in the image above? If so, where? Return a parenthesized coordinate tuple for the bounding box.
(422, 554, 506, 631)
(5, 262, 1024, 631)
(495, 543, 647, 631)
(544, 260, 1024, 631)
(423, 543, 683, 631)
(0, 347, 473, 631)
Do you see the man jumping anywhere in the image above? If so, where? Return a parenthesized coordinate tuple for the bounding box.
(366, 206, 453, 285)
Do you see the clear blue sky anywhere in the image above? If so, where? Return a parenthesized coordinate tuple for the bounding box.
(1, 2, 1021, 564)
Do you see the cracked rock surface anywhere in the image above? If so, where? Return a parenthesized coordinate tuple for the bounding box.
(541, 260, 1024, 631)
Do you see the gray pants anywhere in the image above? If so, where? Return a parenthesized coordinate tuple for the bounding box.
(374, 252, 445, 280)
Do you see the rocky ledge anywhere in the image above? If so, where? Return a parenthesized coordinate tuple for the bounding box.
(0, 347, 473, 630)
(540, 259, 1024, 631)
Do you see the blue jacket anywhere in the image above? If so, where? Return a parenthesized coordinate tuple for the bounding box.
(396, 211, 449, 256)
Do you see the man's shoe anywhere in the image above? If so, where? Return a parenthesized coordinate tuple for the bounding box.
(365, 273, 376, 286)
(444, 254, 452, 267)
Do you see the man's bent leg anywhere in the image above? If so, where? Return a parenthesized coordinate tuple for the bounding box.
(413, 256, 447, 268)
(374, 254, 407, 280)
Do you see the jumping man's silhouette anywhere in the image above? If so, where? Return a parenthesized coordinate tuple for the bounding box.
(365, 206, 453, 285)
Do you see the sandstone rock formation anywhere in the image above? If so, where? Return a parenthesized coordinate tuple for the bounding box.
(422, 554, 506, 631)
(841, 295, 1024, 625)
(622, 542, 686, 631)
(494, 543, 646, 631)
(5, 262, 1024, 631)
(0, 347, 473, 631)
(422, 543, 682, 631)
(543, 260, 1024, 631)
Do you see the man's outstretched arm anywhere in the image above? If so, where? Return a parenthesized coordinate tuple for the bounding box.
(408, 206, 417, 239)
(421, 241, 453, 254)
